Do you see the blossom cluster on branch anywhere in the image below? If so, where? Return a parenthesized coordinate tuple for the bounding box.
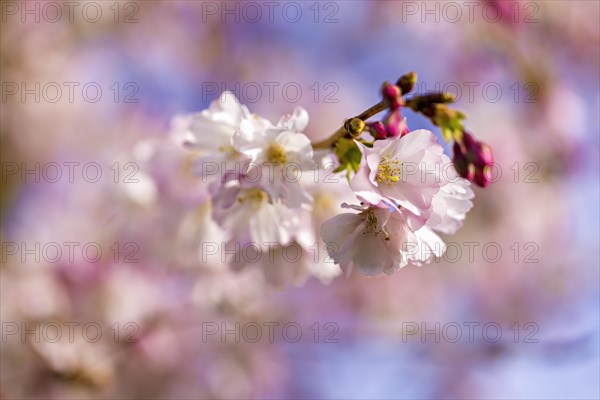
(170, 72, 493, 280)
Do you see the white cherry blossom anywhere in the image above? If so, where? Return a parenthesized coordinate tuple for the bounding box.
(173, 91, 270, 182)
(232, 107, 314, 207)
(212, 181, 299, 247)
(426, 158, 474, 235)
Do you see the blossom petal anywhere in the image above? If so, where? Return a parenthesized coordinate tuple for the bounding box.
(352, 235, 394, 276)
(278, 107, 309, 132)
(320, 213, 363, 263)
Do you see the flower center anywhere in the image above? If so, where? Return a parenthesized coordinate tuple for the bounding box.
(312, 192, 334, 220)
(313, 192, 332, 211)
(267, 143, 288, 165)
(376, 154, 401, 185)
(361, 208, 390, 240)
(238, 189, 268, 208)
(362, 209, 378, 234)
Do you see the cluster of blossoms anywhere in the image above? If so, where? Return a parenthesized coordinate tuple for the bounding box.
(171, 72, 493, 279)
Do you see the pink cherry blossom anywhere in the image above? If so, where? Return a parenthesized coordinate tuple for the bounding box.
(350, 130, 445, 223)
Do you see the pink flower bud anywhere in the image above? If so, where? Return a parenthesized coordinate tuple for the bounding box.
(384, 110, 403, 138)
(381, 82, 402, 110)
(453, 132, 494, 188)
(367, 121, 387, 140)
(399, 119, 410, 137)
(461, 131, 476, 149)
(473, 166, 493, 188)
(376, 110, 410, 139)
(473, 142, 494, 167)
(452, 141, 471, 179)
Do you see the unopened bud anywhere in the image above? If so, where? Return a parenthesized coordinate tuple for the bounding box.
(453, 131, 494, 188)
(399, 119, 410, 137)
(396, 71, 417, 95)
(473, 142, 494, 166)
(409, 93, 456, 114)
(383, 110, 409, 138)
(473, 166, 493, 188)
(461, 130, 476, 148)
(367, 121, 387, 140)
(430, 104, 449, 124)
(452, 141, 472, 180)
(345, 118, 365, 137)
(381, 82, 403, 110)
(424, 93, 455, 104)
(441, 93, 456, 103)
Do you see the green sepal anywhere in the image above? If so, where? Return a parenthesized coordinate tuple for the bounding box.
(434, 105, 466, 143)
(333, 137, 363, 179)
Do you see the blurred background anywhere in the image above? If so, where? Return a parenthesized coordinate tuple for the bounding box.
(1, 1, 599, 398)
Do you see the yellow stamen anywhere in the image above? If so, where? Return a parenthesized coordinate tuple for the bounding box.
(362, 209, 378, 234)
(313, 192, 333, 212)
(376, 154, 402, 185)
(238, 189, 268, 208)
(218, 145, 236, 154)
(267, 143, 288, 165)
(361, 208, 390, 239)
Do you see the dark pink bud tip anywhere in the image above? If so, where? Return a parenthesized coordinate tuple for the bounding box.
(384, 110, 402, 138)
(453, 156, 472, 181)
(381, 82, 402, 110)
(399, 121, 410, 137)
(473, 166, 493, 188)
(453, 140, 467, 161)
(474, 142, 494, 166)
(462, 131, 476, 148)
(454, 136, 493, 187)
(368, 121, 387, 140)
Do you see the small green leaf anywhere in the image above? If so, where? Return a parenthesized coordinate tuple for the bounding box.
(333, 164, 346, 174)
(333, 138, 363, 178)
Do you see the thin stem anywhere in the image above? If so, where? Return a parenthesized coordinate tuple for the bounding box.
(356, 101, 387, 120)
(312, 126, 346, 149)
(312, 100, 387, 149)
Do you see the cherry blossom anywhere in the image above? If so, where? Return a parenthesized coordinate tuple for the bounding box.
(350, 130, 446, 223)
(320, 201, 407, 276)
(212, 181, 299, 247)
(232, 107, 314, 207)
(173, 91, 269, 182)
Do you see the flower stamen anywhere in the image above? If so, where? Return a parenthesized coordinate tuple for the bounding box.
(361, 208, 389, 239)
(238, 189, 268, 208)
(218, 145, 236, 154)
(267, 143, 288, 165)
(376, 154, 402, 185)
